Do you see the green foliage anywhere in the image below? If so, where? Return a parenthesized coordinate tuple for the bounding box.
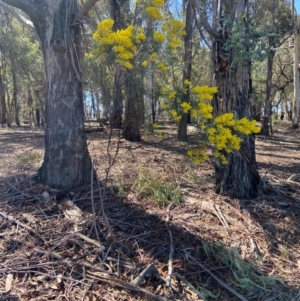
(202, 242, 283, 297)
(111, 175, 125, 197)
(18, 151, 40, 164)
(133, 168, 182, 206)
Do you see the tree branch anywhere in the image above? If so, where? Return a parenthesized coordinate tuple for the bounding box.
(0, 0, 35, 15)
(191, 0, 219, 40)
(80, 0, 100, 16)
(0, 3, 34, 29)
(1, 0, 42, 25)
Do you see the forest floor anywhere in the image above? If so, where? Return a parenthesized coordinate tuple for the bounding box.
(0, 121, 300, 301)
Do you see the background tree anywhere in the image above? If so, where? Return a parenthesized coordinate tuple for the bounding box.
(178, 0, 194, 141)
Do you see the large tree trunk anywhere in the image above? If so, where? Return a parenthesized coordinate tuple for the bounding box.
(214, 0, 260, 199)
(3, 0, 92, 188)
(37, 1, 92, 188)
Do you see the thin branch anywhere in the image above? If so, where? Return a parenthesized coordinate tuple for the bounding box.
(0, 3, 33, 29)
(0, 0, 40, 23)
(174, 273, 208, 301)
(165, 202, 175, 288)
(191, 0, 219, 39)
(80, 0, 100, 16)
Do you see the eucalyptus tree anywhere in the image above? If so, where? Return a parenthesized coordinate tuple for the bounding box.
(193, 0, 261, 199)
(1, 0, 99, 189)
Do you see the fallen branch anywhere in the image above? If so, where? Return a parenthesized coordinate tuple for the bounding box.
(77, 232, 105, 251)
(165, 202, 175, 288)
(86, 272, 167, 301)
(131, 263, 159, 286)
(174, 272, 207, 301)
(287, 174, 300, 182)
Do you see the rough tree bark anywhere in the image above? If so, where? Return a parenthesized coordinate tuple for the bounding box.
(3, 0, 92, 188)
(213, 0, 260, 199)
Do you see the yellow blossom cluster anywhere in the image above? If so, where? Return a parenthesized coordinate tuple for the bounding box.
(207, 112, 260, 163)
(92, 19, 146, 69)
(145, 7, 163, 20)
(191, 85, 218, 100)
(162, 19, 186, 51)
(187, 144, 208, 165)
(180, 102, 192, 113)
(185, 86, 260, 165)
(157, 62, 168, 71)
(153, 31, 165, 43)
(141, 0, 164, 20)
(171, 109, 181, 121)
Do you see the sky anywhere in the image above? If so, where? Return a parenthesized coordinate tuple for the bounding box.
(296, 0, 300, 14)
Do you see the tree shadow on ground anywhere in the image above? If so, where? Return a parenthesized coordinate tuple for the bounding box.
(0, 173, 299, 300)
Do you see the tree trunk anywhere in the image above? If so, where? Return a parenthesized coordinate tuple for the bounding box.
(178, 0, 193, 141)
(2, 0, 92, 188)
(37, 0, 92, 188)
(0, 71, 7, 125)
(110, 0, 127, 129)
(123, 71, 141, 141)
(36, 108, 40, 127)
(261, 37, 275, 135)
(11, 68, 20, 127)
(144, 63, 153, 133)
(214, 0, 260, 199)
(111, 68, 123, 128)
(291, 0, 299, 129)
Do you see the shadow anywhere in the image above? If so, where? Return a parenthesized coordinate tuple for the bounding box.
(0, 173, 299, 300)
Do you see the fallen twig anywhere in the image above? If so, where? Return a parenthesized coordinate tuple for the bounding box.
(86, 272, 167, 301)
(213, 204, 230, 238)
(131, 263, 159, 286)
(77, 232, 105, 251)
(174, 272, 207, 301)
(187, 253, 249, 301)
(165, 202, 175, 288)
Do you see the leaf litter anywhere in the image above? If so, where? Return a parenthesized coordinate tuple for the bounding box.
(0, 122, 299, 300)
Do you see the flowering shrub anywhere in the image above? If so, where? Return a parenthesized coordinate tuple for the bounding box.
(90, 0, 185, 72)
(91, 19, 146, 69)
(160, 85, 260, 165)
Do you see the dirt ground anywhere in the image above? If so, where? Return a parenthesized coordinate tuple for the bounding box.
(0, 121, 299, 301)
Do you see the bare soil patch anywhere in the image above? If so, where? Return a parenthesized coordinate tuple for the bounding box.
(0, 122, 299, 300)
